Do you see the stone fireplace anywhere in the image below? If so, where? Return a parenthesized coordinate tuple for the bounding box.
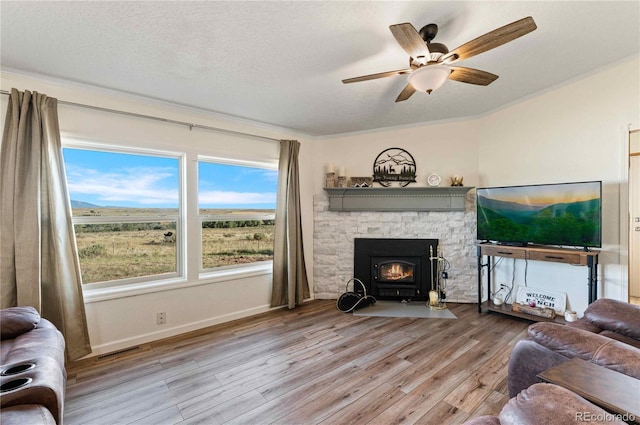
(354, 238, 438, 300)
(313, 189, 477, 303)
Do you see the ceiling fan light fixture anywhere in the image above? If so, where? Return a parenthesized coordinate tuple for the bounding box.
(408, 64, 451, 94)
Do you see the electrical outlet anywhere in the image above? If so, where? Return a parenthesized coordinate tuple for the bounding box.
(156, 312, 166, 325)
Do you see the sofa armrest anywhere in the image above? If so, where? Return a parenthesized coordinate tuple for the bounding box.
(0, 405, 56, 425)
(529, 322, 640, 379)
(0, 356, 65, 424)
(3, 327, 66, 369)
(529, 322, 612, 359)
(583, 298, 640, 341)
(499, 383, 626, 425)
(507, 339, 569, 397)
(1, 307, 40, 340)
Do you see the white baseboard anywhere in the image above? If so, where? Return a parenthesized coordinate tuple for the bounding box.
(84, 303, 276, 358)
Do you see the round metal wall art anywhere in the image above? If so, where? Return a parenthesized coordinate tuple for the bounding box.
(372, 147, 417, 187)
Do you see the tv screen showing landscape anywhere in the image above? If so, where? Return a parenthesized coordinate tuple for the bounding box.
(477, 181, 602, 248)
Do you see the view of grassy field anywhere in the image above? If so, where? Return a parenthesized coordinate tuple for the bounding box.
(73, 208, 274, 284)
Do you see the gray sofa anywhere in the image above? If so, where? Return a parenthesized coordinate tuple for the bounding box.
(508, 298, 640, 397)
(0, 306, 66, 424)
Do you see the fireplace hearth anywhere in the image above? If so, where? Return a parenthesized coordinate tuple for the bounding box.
(354, 238, 438, 301)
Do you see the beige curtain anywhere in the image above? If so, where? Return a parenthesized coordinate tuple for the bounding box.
(271, 140, 310, 308)
(1, 88, 91, 360)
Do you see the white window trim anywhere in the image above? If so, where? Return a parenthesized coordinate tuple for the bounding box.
(72, 215, 180, 224)
(199, 213, 275, 222)
(63, 138, 182, 159)
(198, 155, 278, 170)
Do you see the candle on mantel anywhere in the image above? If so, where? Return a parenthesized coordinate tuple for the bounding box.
(338, 167, 346, 177)
(325, 163, 335, 173)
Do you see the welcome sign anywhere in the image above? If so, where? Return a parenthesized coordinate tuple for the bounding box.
(516, 287, 567, 314)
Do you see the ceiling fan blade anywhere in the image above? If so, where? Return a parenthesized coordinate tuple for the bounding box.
(395, 83, 416, 102)
(448, 66, 499, 86)
(389, 23, 430, 60)
(442, 16, 537, 64)
(342, 69, 412, 84)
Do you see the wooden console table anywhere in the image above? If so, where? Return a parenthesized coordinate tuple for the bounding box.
(538, 358, 640, 420)
(477, 243, 599, 320)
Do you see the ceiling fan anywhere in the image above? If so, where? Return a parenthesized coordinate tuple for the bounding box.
(342, 16, 537, 102)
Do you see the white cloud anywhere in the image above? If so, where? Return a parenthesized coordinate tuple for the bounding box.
(66, 164, 275, 206)
(66, 165, 178, 205)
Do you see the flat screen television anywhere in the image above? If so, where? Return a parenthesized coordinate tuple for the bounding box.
(476, 181, 602, 248)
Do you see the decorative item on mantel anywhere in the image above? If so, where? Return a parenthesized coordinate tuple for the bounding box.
(325, 164, 336, 188)
(350, 177, 373, 187)
(450, 175, 464, 186)
(372, 147, 417, 187)
(427, 172, 442, 187)
(337, 167, 347, 188)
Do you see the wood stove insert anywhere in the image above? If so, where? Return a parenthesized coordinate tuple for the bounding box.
(354, 238, 438, 301)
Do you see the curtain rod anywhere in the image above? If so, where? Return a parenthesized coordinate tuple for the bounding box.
(0, 89, 281, 143)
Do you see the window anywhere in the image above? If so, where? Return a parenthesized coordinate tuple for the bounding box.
(62, 142, 277, 289)
(198, 159, 277, 272)
(63, 146, 181, 285)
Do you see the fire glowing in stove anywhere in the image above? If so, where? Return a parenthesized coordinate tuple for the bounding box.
(381, 263, 414, 281)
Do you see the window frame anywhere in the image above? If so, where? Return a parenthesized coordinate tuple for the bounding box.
(61, 140, 278, 300)
(62, 139, 186, 291)
(197, 155, 278, 276)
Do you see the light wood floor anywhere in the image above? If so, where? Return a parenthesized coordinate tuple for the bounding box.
(65, 300, 531, 425)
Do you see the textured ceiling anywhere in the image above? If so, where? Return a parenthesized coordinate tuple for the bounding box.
(1, 1, 639, 136)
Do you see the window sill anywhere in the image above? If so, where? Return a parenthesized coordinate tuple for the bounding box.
(83, 262, 273, 303)
(199, 261, 273, 282)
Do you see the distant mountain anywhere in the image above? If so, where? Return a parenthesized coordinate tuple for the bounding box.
(537, 199, 600, 218)
(477, 195, 543, 224)
(478, 197, 599, 223)
(477, 196, 543, 214)
(71, 200, 103, 208)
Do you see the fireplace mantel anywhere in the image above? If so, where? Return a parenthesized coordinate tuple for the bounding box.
(324, 186, 474, 212)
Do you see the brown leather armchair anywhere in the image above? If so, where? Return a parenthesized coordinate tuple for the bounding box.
(507, 298, 640, 398)
(463, 299, 639, 425)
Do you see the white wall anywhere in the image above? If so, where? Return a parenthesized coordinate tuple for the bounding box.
(0, 72, 316, 356)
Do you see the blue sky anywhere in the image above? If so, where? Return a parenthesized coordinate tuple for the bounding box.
(63, 148, 277, 209)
